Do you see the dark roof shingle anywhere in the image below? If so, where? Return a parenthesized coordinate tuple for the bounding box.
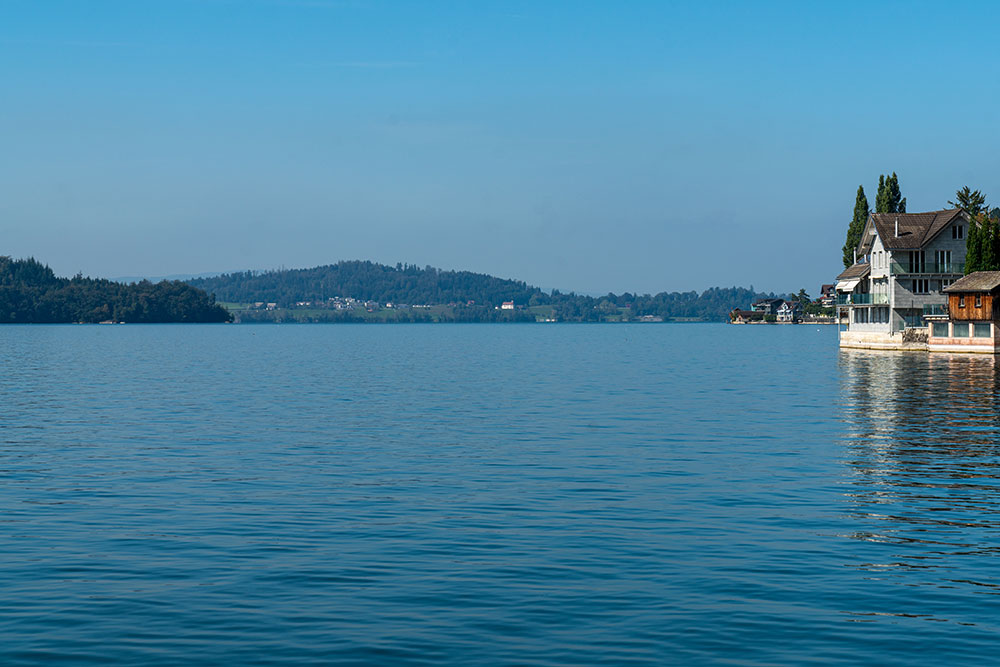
(942, 271, 1000, 293)
(836, 263, 871, 281)
(871, 209, 964, 250)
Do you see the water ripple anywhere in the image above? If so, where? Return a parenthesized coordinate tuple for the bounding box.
(0, 325, 998, 664)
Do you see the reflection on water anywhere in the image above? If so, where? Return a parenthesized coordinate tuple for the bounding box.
(839, 350, 1000, 614)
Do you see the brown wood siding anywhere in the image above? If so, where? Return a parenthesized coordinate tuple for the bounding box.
(950, 293, 994, 321)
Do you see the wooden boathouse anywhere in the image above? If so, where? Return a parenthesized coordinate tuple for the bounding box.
(927, 271, 1000, 353)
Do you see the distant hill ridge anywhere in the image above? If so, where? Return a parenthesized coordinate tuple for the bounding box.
(187, 260, 775, 322)
(188, 261, 541, 307)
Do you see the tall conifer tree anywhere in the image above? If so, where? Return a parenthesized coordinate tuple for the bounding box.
(875, 174, 888, 213)
(966, 216, 982, 274)
(843, 186, 869, 268)
(874, 173, 905, 214)
(951, 188, 990, 274)
(886, 173, 903, 213)
(979, 214, 1000, 272)
(949, 186, 986, 215)
(983, 215, 999, 271)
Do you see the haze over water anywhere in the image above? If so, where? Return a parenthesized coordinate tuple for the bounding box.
(3, 323, 1000, 665)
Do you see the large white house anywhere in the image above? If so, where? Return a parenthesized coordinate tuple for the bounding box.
(837, 209, 969, 348)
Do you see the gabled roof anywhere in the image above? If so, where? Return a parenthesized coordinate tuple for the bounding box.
(870, 209, 965, 250)
(942, 271, 1000, 293)
(836, 262, 870, 281)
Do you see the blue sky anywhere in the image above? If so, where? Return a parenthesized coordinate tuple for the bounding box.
(2, 1, 999, 295)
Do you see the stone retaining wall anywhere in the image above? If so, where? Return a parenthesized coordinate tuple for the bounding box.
(838, 329, 929, 351)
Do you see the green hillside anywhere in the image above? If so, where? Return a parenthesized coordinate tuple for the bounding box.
(189, 261, 775, 322)
(0, 256, 230, 323)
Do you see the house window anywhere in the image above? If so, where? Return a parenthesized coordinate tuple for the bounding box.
(954, 322, 971, 337)
(935, 250, 952, 272)
(959, 295, 966, 308)
(976, 295, 982, 308)
(974, 323, 992, 338)
(953, 225, 965, 239)
(912, 279, 929, 294)
(932, 322, 949, 337)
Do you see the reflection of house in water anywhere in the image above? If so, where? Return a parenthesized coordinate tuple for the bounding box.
(838, 349, 1000, 589)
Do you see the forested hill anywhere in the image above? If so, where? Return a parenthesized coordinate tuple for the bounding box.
(188, 261, 542, 307)
(187, 261, 775, 322)
(0, 256, 230, 323)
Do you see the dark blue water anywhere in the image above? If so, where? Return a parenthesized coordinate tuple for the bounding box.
(2, 323, 999, 665)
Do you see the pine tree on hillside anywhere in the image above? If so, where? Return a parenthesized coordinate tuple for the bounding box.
(842, 185, 869, 268)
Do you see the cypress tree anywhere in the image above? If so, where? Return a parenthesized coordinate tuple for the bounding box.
(976, 215, 990, 272)
(982, 214, 1000, 271)
(993, 218, 1000, 271)
(874, 173, 905, 214)
(843, 185, 869, 268)
(886, 173, 903, 213)
(875, 174, 888, 213)
(954, 190, 992, 274)
(966, 216, 982, 274)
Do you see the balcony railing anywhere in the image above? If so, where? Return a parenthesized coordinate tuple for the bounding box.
(836, 293, 889, 305)
(923, 304, 949, 316)
(890, 261, 964, 275)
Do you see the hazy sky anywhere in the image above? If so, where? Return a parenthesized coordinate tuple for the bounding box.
(3, 1, 999, 295)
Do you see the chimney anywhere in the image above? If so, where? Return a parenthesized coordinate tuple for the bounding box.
(895, 217, 899, 237)
(853, 249, 857, 264)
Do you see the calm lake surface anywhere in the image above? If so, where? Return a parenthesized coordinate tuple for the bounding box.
(3, 323, 1000, 665)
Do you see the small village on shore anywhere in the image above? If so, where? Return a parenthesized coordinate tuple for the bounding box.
(729, 285, 838, 325)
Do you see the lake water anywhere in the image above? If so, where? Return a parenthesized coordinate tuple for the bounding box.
(2, 323, 1000, 665)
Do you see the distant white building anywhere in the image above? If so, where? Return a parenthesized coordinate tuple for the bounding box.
(501, 301, 514, 310)
(777, 300, 802, 323)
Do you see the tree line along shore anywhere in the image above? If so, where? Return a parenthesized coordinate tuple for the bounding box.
(0, 256, 805, 324)
(187, 261, 799, 323)
(0, 257, 229, 323)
